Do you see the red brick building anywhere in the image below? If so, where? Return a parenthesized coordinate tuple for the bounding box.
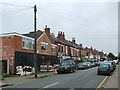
(0, 29, 58, 74)
(0, 25, 107, 75)
(56, 31, 80, 63)
(0, 33, 34, 74)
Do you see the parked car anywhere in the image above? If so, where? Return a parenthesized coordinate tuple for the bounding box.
(84, 62, 92, 68)
(107, 61, 116, 71)
(57, 60, 77, 74)
(90, 62, 96, 67)
(97, 63, 112, 76)
(77, 62, 88, 69)
(113, 60, 119, 64)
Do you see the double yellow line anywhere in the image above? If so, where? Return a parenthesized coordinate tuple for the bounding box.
(96, 76, 108, 90)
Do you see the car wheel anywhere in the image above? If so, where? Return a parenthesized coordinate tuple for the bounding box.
(97, 72, 100, 75)
(73, 69, 76, 72)
(57, 71, 61, 74)
(107, 72, 111, 76)
(70, 69, 73, 73)
(68, 69, 71, 73)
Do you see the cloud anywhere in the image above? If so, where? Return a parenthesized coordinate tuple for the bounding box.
(1, 1, 118, 55)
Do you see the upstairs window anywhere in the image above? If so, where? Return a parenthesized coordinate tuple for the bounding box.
(41, 42, 48, 51)
(22, 37, 34, 50)
(51, 44, 56, 53)
(22, 41, 25, 48)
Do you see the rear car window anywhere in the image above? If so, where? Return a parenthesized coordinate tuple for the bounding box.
(100, 64, 109, 68)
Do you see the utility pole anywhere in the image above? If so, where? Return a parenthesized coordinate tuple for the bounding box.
(34, 5, 37, 78)
(42, 56, 46, 76)
(2, 64, 4, 80)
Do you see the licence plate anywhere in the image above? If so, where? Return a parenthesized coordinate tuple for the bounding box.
(102, 68, 106, 71)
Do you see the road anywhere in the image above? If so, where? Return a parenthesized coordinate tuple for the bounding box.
(3, 66, 106, 90)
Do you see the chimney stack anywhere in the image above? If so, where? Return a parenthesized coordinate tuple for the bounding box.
(62, 32, 65, 40)
(91, 47, 93, 50)
(57, 31, 62, 39)
(72, 37, 76, 44)
(80, 44, 83, 48)
(57, 31, 65, 40)
(44, 25, 50, 36)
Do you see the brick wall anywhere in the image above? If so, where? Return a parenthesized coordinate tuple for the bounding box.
(1, 36, 34, 60)
(0, 35, 34, 74)
(37, 33, 57, 56)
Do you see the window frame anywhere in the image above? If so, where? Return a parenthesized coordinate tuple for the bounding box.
(41, 42, 48, 51)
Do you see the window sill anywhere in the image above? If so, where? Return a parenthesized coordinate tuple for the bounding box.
(22, 47, 34, 50)
(41, 50, 48, 52)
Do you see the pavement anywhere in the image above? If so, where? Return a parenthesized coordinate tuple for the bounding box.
(101, 63, 119, 89)
(0, 71, 56, 88)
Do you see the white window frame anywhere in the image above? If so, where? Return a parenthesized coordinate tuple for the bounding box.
(51, 44, 57, 53)
(22, 37, 34, 50)
(41, 42, 48, 51)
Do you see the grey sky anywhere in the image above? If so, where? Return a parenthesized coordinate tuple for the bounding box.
(1, 0, 119, 55)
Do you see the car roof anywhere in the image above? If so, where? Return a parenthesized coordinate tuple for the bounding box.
(108, 60, 115, 63)
(100, 62, 112, 66)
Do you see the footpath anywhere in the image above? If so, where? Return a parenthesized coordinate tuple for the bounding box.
(101, 63, 119, 90)
(0, 71, 56, 88)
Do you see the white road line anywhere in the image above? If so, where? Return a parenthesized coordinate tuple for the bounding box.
(69, 88, 75, 90)
(43, 82, 59, 88)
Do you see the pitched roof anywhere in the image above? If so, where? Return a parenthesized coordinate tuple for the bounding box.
(47, 34, 66, 45)
(23, 30, 44, 39)
(62, 39, 79, 49)
(68, 41, 80, 49)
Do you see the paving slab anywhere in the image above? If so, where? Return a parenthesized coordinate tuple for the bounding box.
(0, 71, 55, 88)
(104, 63, 119, 89)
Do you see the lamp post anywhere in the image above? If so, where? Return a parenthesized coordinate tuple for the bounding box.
(34, 5, 37, 78)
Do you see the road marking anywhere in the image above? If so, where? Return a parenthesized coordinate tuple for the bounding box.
(69, 88, 75, 90)
(96, 76, 108, 90)
(43, 82, 59, 88)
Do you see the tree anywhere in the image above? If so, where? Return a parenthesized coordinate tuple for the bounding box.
(107, 52, 115, 60)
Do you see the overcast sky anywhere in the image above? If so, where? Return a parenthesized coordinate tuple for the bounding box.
(1, 0, 119, 55)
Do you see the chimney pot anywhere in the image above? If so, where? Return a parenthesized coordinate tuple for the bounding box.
(45, 25, 47, 28)
(57, 31, 65, 40)
(45, 25, 50, 35)
(62, 32, 65, 40)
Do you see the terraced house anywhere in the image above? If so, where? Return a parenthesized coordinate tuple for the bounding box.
(0, 25, 106, 75)
(56, 31, 80, 63)
(44, 25, 80, 63)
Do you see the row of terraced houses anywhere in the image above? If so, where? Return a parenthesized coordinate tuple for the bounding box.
(0, 25, 107, 74)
